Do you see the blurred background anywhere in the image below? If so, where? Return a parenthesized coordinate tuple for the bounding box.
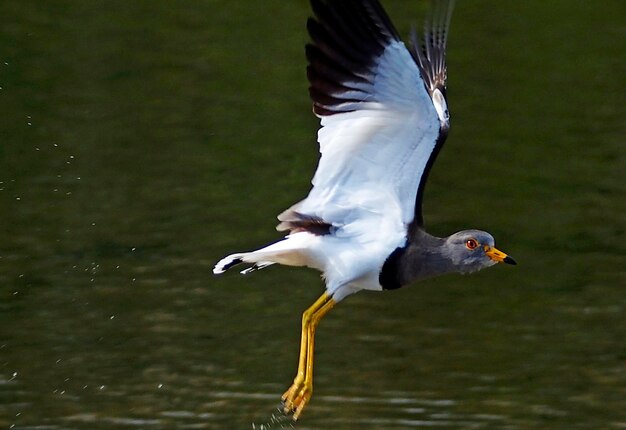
(1, 1, 624, 429)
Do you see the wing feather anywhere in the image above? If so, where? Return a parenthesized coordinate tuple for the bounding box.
(280, 0, 454, 233)
(410, 0, 455, 96)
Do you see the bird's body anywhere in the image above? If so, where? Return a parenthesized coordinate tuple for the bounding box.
(214, 0, 516, 420)
(216, 197, 406, 300)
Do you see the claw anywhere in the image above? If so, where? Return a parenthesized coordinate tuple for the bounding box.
(282, 381, 311, 420)
(293, 387, 312, 420)
(281, 383, 298, 413)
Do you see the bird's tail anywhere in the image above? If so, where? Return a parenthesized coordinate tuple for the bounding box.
(213, 233, 317, 276)
(213, 252, 275, 275)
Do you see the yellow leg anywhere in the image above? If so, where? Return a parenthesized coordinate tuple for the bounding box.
(281, 293, 329, 412)
(281, 292, 335, 420)
(292, 298, 335, 420)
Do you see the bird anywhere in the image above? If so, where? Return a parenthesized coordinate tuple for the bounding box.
(214, 0, 516, 420)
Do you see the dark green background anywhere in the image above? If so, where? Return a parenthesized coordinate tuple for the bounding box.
(1, 1, 624, 428)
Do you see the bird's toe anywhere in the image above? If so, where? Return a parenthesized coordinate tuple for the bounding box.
(281, 383, 300, 414)
(292, 388, 312, 420)
(281, 381, 312, 420)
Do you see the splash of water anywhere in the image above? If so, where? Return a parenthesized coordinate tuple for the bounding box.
(251, 406, 295, 430)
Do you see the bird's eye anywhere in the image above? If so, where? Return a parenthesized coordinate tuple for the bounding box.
(465, 239, 478, 250)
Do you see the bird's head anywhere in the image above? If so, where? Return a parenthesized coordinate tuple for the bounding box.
(444, 230, 516, 274)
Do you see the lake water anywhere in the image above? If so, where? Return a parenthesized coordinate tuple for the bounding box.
(1, 1, 624, 429)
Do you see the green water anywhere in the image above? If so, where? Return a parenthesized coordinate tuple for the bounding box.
(1, 1, 624, 429)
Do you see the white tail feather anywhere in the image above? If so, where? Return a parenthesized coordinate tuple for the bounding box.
(214, 233, 319, 276)
(213, 253, 277, 275)
(240, 261, 275, 275)
(213, 253, 245, 274)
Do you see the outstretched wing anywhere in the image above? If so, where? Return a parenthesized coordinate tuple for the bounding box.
(280, 0, 454, 231)
(409, 0, 454, 226)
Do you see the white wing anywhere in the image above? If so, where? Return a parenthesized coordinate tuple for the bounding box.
(279, 0, 453, 232)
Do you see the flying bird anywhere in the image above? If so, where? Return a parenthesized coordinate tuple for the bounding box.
(214, 0, 516, 420)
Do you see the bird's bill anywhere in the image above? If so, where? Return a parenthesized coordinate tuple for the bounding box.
(484, 246, 517, 265)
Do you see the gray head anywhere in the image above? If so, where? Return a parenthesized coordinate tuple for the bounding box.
(444, 230, 516, 274)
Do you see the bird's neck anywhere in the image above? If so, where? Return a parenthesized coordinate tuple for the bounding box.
(379, 229, 455, 290)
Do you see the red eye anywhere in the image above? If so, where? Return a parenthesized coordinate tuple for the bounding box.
(465, 239, 478, 250)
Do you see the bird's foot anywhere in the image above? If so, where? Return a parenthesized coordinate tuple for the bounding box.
(281, 380, 312, 420)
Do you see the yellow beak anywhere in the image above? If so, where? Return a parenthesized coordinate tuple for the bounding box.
(484, 246, 517, 265)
